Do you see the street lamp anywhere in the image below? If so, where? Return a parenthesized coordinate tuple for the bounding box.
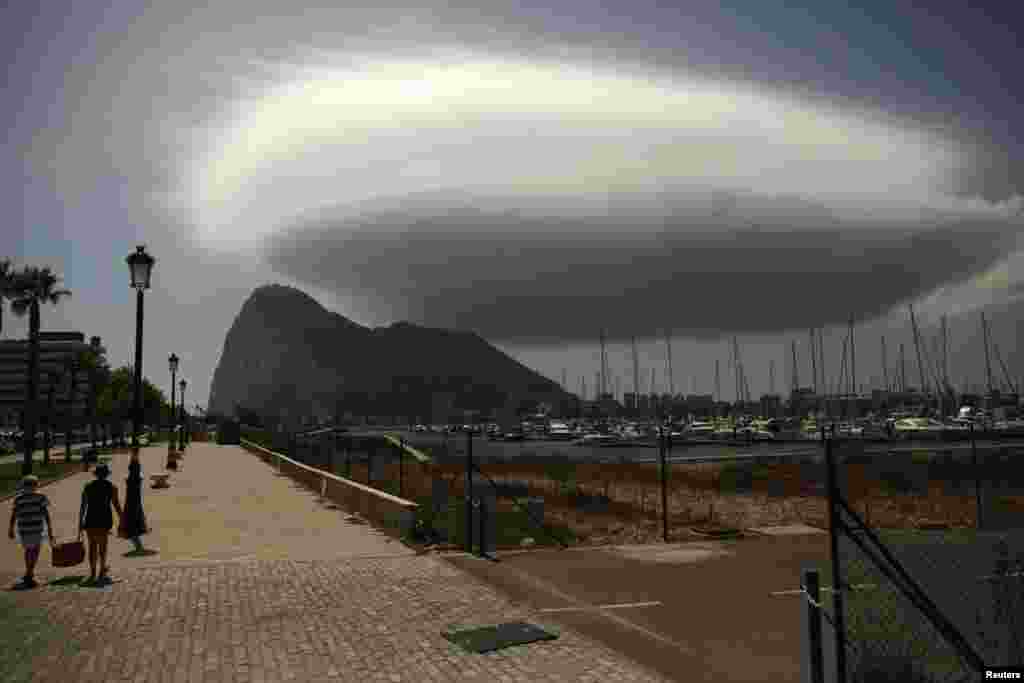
(126, 245, 155, 451)
(168, 353, 179, 449)
(178, 378, 187, 451)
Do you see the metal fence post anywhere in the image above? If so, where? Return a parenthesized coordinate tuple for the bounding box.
(824, 425, 848, 683)
(804, 569, 825, 683)
(970, 422, 984, 530)
(479, 491, 486, 557)
(398, 436, 404, 499)
(327, 431, 334, 475)
(659, 426, 668, 542)
(465, 429, 473, 554)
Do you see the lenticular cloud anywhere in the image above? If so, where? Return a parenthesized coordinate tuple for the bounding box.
(183, 50, 1023, 341)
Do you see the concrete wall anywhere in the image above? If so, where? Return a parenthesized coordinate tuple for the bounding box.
(241, 438, 418, 538)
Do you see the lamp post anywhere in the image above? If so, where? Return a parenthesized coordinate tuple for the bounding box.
(178, 379, 187, 451)
(168, 353, 178, 451)
(126, 245, 155, 452)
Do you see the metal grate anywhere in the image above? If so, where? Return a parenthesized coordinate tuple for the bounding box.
(443, 621, 558, 654)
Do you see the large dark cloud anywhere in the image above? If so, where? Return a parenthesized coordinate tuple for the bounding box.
(264, 192, 1022, 344)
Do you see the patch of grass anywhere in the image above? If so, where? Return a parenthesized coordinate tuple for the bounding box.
(397, 491, 575, 549)
(0, 592, 80, 682)
(0, 461, 82, 496)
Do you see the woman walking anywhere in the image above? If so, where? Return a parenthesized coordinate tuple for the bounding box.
(119, 449, 149, 552)
(79, 463, 122, 584)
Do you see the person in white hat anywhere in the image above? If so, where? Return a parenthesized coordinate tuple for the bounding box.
(7, 475, 55, 589)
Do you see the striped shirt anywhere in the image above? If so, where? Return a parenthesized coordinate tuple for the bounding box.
(13, 491, 49, 537)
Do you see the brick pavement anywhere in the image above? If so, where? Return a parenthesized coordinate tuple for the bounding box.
(2, 443, 672, 682)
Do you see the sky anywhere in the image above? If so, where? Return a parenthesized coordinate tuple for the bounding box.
(4, 1, 1024, 410)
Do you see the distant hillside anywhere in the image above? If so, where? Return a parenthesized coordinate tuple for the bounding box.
(208, 284, 571, 423)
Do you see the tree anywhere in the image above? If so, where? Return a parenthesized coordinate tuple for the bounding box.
(95, 367, 168, 445)
(9, 266, 72, 475)
(77, 337, 109, 450)
(0, 258, 13, 339)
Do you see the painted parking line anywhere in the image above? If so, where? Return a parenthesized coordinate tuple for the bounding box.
(539, 600, 663, 614)
(770, 584, 877, 597)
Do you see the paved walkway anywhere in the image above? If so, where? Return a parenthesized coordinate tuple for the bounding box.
(1, 443, 670, 682)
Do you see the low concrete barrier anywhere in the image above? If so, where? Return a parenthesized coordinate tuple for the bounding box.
(240, 438, 418, 538)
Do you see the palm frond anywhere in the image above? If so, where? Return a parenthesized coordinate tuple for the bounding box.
(45, 288, 72, 304)
(7, 265, 72, 309)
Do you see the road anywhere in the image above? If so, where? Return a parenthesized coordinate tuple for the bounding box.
(0, 437, 153, 465)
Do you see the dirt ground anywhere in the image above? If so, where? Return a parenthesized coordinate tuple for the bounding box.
(366, 458, 1011, 547)
(444, 530, 833, 683)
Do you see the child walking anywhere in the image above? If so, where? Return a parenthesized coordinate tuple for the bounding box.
(7, 475, 55, 589)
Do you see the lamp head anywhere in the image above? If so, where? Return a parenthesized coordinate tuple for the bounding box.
(126, 245, 155, 290)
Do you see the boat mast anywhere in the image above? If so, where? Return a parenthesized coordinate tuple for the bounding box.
(714, 358, 720, 415)
(881, 335, 889, 394)
(849, 317, 856, 417)
(941, 315, 949, 394)
(791, 340, 799, 392)
(899, 343, 907, 394)
(631, 336, 640, 411)
(599, 329, 608, 399)
(981, 312, 995, 397)
(818, 328, 828, 419)
(809, 329, 818, 405)
(913, 307, 929, 413)
(665, 329, 674, 398)
(993, 340, 1016, 395)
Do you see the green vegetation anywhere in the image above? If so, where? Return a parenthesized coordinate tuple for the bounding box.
(0, 460, 81, 497)
(381, 482, 575, 548)
(0, 592, 80, 683)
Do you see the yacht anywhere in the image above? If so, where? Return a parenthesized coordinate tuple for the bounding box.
(892, 417, 945, 439)
(548, 422, 575, 440)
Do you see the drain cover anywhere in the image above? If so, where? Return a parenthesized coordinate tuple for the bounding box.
(444, 621, 558, 653)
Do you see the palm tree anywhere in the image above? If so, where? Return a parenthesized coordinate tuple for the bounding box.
(0, 258, 14, 339)
(9, 266, 72, 475)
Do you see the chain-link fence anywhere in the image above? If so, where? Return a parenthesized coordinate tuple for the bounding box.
(808, 428, 1024, 682)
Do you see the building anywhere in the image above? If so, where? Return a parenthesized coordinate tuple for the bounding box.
(0, 332, 97, 428)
